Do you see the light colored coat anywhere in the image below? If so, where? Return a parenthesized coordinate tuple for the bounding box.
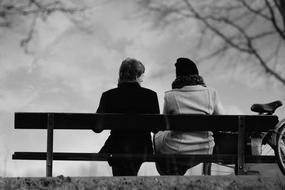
(155, 85, 225, 154)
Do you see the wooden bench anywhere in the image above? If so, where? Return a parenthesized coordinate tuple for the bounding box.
(13, 112, 279, 177)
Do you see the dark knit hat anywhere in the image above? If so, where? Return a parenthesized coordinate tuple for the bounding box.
(175, 57, 199, 77)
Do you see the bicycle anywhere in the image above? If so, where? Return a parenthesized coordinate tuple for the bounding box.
(208, 100, 285, 175)
(259, 101, 285, 175)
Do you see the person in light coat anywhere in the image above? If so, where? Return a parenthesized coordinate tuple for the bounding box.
(154, 57, 225, 175)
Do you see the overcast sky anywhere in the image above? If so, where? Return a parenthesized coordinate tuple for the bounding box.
(0, 0, 284, 177)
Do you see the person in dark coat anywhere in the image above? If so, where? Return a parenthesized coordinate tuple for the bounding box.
(94, 58, 160, 176)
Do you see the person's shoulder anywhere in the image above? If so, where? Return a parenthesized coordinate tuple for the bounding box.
(205, 86, 218, 94)
(101, 87, 118, 96)
(164, 89, 174, 95)
(140, 86, 157, 95)
(164, 89, 178, 99)
(165, 85, 216, 94)
(204, 86, 221, 101)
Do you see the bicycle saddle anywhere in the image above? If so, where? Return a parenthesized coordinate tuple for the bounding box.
(251, 100, 283, 115)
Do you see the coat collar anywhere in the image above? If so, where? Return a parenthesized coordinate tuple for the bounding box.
(118, 82, 141, 88)
(166, 85, 207, 93)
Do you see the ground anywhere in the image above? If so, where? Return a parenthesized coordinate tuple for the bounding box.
(1, 175, 285, 190)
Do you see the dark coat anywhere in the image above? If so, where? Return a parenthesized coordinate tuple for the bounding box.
(96, 82, 160, 156)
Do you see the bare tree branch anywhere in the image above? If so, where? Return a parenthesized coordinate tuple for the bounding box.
(136, 0, 285, 86)
(197, 44, 229, 62)
(250, 46, 285, 84)
(20, 13, 38, 54)
(0, 0, 87, 53)
(265, 0, 285, 39)
(239, 0, 270, 21)
(251, 30, 276, 40)
(183, 0, 251, 53)
(184, 0, 285, 85)
(273, 0, 285, 32)
(265, 38, 282, 67)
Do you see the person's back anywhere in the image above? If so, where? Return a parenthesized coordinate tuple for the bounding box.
(98, 83, 159, 114)
(98, 82, 159, 149)
(154, 57, 224, 175)
(164, 85, 222, 115)
(160, 85, 223, 154)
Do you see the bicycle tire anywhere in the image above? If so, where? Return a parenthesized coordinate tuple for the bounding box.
(275, 119, 285, 175)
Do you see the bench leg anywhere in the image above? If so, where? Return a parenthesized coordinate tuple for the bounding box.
(46, 113, 54, 177)
(236, 116, 246, 175)
(202, 162, 212, 175)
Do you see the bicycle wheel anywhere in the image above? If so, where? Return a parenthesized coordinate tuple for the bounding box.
(275, 119, 285, 175)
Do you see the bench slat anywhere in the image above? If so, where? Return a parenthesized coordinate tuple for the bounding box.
(14, 113, 278, 132)
(12, 152, 276, 163)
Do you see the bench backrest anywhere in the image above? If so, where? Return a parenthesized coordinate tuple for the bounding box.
(13, 112, 280, 177)
(15, 112, 278, 132)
